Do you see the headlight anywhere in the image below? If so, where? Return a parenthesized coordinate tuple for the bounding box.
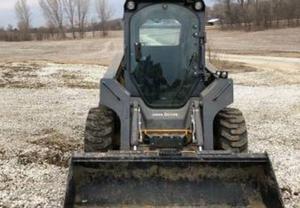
(126, 1, 136, 11)
(194, 1, 204, 11)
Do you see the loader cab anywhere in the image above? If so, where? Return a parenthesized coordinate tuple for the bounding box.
(124, 0, 206, 108)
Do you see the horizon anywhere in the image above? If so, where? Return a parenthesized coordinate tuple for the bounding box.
(0, 0, 215, 28)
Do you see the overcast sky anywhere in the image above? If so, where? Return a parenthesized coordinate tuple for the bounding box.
(0, 0, 214, 28)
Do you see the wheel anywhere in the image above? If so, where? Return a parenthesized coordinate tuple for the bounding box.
(214, 108, 248, 153)
(84, 106, 114, 152)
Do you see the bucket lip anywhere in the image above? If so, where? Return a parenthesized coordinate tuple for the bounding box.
(70, 151, 270, 163)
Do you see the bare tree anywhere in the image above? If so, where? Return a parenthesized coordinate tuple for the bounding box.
(211, 0, 300, 30)
(75, 0, 90, 39)
(63, 0, 76, 38)
(224, 0, 234, 26)
(90, 17, 98, 38)
(15, 0, 31, 40)
(96, 0, 113, 37)
(39, 0, 65, 38)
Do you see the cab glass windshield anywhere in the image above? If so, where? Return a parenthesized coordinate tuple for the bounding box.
(130, 4, 200, 108)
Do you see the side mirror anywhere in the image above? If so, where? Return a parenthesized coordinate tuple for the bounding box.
(134, 42, 142, 62)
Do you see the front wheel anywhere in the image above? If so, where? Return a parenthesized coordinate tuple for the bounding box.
(214, 108, 248, 153)
(84, 106, 114, 152)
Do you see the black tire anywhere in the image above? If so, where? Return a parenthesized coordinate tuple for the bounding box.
(214, 108, 248, 153)
(84, 106, 114, 152)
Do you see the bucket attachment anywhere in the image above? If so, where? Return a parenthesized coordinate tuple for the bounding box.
(64, 152, 283, 208)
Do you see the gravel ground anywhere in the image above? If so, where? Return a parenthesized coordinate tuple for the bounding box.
(0, 63, 103, 207)
(234, 85, 300, 208)
(0, 57, 299, 207)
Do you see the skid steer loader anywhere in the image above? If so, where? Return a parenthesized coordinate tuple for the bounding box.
(64, 0, 284, 207)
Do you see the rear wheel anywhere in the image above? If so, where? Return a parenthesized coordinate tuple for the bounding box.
(84, 106, 114, 152)
(214, 108, 248, 153)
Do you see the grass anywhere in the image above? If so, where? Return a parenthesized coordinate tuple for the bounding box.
(207, 46, 257, 73)
(0, 63, 100, 89)
(18, 128, 82, 167)
(0, 28, 299, 66)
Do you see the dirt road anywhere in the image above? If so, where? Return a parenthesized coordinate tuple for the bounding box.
(218, 54, 300, 86)
(0, 50, 299, 207)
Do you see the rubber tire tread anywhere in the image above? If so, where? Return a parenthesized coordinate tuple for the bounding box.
(214, 108, 248, 153)
(84, 106, 114, 152)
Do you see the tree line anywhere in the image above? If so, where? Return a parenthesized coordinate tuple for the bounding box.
(1, 0, 299, 41)
(208, 0, 300, 30)
(0, 0, 119, 41)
